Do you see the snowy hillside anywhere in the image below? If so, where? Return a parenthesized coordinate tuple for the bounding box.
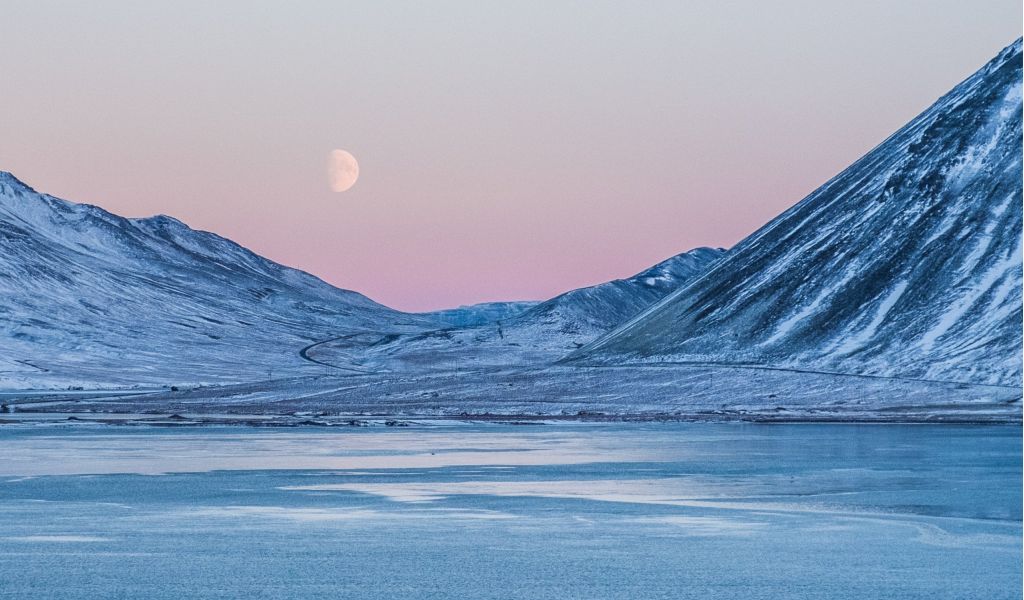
(0, 168, 724, 388)
(0, 167, 723, 388)
(574, 39, 1023, 387)
(0, 172, 435, 388)
(306, 247, 724, 371)
(427, 301, 539, 327)
(518, 247, 725, 336)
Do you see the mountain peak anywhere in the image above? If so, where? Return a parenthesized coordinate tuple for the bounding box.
(133, 213, 190, 229)
(0, 171, 36, 195)
(997, 37, 1022, 62)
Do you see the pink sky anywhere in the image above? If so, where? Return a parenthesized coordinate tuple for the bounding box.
(1, 2, 1020, 311)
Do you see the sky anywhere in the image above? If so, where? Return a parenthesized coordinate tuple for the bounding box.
(1, 1, 1020, 311)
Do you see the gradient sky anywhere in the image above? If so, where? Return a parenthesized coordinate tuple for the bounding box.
(1, 1, 1020, 311)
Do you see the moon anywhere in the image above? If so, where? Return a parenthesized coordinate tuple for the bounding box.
(328, 149, 359, 192)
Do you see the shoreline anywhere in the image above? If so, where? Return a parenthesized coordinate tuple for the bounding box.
(1, 410, 1019, 427)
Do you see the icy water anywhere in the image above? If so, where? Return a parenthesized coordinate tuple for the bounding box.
(0, 424, 1019, 599)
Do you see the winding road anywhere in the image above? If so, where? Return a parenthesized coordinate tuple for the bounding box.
(298, 333, 381, 374)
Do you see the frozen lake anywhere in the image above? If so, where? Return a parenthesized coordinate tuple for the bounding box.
(0, 423, 1019, 599)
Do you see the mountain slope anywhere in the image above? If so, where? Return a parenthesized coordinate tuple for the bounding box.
(427, 301, 539, 328)
(573, 39, 1023, 387)
(511, 247, 725, 337)
(307, 247, 725, 371)
(0, 172, 434, 388)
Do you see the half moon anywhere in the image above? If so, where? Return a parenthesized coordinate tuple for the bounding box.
(328, 149, 359, 192)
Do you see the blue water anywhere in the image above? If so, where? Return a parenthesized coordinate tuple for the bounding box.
(0, 424, 1019, 599)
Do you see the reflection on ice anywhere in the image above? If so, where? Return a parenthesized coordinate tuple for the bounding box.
(629, 516, 767, 536)
(0, 429, 664, 476)
(281, 478, 718, 505)
(3, 535, 113, 543)
(187, 505, 516, 522)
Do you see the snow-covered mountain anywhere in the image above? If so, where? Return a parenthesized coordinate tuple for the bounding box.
(0, 172, 436, 388)
(5, 39, 1018, 397)
(0, 168, 724, 388)
(573, 39, 1023, 387)
(521, 248, 725, 336)
(427, 301, 539, 327)
(306, 247, 725, 371)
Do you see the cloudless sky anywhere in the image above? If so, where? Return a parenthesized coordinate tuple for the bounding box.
(1, 1, 1020, 311)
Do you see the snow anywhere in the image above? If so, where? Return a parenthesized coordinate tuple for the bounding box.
(837, 281, 909, 355)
